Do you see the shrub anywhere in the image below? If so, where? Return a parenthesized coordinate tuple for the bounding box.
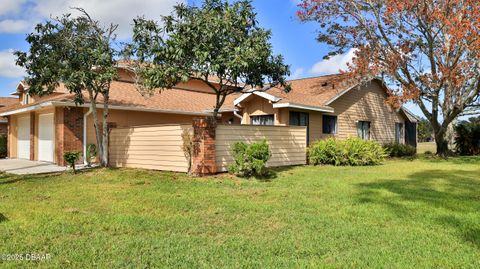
(228, 139, 272, 177)
(63, 151, 81, 173)
(455, 122, 480, 156)
(309, 137, 386, 166)
(86, 144, 97, 167)
(181, 128, 194, 174)
(383, 143, 417, 157)
(0, 134, 6, 158)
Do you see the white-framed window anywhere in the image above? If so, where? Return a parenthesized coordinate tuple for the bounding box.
(251, 115, 274, 125)
(322, 115, 337, 134)
(22, 94, 29, 105)
(357, 121, 371, 140)
(395, 122, 404, 144)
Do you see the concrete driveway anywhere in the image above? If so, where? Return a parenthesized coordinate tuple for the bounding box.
(0, 159, 66, 175)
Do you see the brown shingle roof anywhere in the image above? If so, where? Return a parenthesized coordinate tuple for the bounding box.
(0, 80, 239, 116)
(0, 97, 19, 122)
(264, 73, 357, 107)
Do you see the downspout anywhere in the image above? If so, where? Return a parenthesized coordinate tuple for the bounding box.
(83, 107, 93, 165)
(234, 109, 243, 123)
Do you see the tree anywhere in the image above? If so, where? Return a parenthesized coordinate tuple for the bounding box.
(298, 0, 480, 156)
(417, 118, 433, 142)
(126, 0, 290, 118)
(15, 8, 119, 166)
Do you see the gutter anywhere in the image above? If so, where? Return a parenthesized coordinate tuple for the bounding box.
(83, 107, 93, 165)
(272, 102, 334, 113)
(0, 101, 213, 117)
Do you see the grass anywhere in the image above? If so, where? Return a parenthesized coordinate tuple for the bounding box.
(1, 157, 479, 268)
(418, 141, 437, 154)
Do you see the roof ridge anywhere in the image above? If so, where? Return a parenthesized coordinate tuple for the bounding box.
(287, 73, 348, 83)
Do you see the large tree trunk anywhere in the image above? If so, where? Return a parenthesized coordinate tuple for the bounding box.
(435, 133, 449, 157)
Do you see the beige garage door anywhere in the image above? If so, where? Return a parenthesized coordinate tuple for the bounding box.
(17, 116, 30, 159)
(38, 113, 54, 162)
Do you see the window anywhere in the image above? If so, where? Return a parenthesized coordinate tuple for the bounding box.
(357, 121, 370, 140)
(289, 111, 309, 126)
(251, 115, 274, 125)
(22, 94, 29, 105)
(322, 115, 337, 134)
(395, 123, 404, 144)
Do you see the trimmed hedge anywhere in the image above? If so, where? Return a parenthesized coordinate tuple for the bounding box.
(309, 137, 387, 166)
(0, 134, 6, 158)
(383, 143, 417, 157)
(455, 122, 480, 156)
(228, 139, 272, 177)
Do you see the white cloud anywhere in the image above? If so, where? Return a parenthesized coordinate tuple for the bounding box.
(0, 0, 27, 16)
(290, 68, 304, 79)
(0, 0, 184, 38)
(0, 49, 25, 78)
(310, 48, 357, 75)
(32, 0, 184, 39)
(0, 19, 31, 33)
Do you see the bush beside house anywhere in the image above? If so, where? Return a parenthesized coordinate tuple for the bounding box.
(228, 140, 272, 177)
(383, 143, 417, 157)
(309, 138, 386, 166)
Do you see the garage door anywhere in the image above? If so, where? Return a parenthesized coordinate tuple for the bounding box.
(38, 113, 54, 162)
(17, 116, 30, 159)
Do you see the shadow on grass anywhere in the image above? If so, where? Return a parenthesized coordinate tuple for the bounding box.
(357, 168, 480, 248)
(0, 213, 8, 223)
(254, 165, 302, 182)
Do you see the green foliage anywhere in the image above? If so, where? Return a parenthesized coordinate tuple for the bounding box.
(383, 143, 417, 157)
(127, 0, 290, 115)
(0, 135, 7, 158)
(63, 151, 81, 173)
(15, 8, 120, 167)
(228, 139, 272, 177)
(309, 137, 386, 166)
(86, 144, 97, 167)
(455, 121, 480, 156)
(417, 118, 433, 142)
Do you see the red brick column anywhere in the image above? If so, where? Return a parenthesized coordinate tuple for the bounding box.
(29, 112, 35, 160)
(192, 117, 217, 176)
(55, 107, 84, 166)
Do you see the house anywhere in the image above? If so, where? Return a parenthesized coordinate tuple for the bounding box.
(0, 65, 417, 166)
(234, 74, 418, 147)
(0, 97, 18, 135)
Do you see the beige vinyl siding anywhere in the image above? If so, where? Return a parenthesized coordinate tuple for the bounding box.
(109, 124, 191, 172)
(215, 125, 307, 172)
(328, 81, 405, 144)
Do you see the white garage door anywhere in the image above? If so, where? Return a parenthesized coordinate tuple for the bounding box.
(17, 116, 31, 159)
(38, 113, 54, 162)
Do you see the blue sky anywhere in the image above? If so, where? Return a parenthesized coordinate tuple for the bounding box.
(0, 0, 420, 116)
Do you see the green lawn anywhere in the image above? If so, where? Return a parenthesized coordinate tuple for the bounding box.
(1, 157, 479, 268)
(418, 142, 437, 154)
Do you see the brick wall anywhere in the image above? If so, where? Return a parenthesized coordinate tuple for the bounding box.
(192, 117, 216, 176)
(55, 107, 84, 166)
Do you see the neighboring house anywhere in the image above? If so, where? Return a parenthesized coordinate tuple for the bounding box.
(0, 65, 417, 166)
(0, 97, 18, 135)
(234, 74, 418, 146)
